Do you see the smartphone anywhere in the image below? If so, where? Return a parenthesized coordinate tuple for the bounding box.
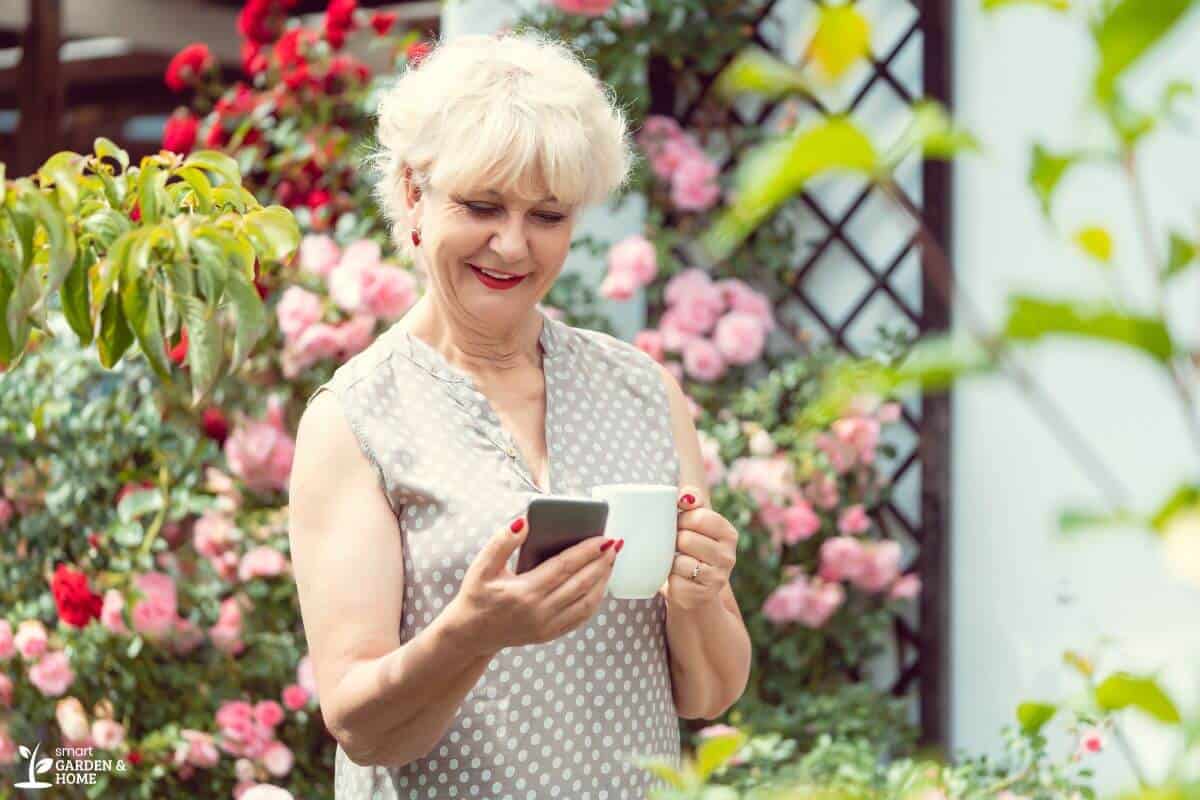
(515, 496, 610, 575)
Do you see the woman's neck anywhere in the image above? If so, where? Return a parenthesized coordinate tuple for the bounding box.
(400, 299, 544, 379)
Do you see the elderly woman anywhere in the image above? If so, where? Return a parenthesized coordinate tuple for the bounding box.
(288, 30, 751, 799)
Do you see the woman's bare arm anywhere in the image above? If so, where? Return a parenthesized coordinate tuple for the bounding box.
(288, 391, 498, 766)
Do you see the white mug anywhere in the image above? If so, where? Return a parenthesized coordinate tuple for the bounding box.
(590, 483, 678, 600)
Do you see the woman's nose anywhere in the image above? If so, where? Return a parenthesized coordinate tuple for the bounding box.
(488, 217, 531, 264)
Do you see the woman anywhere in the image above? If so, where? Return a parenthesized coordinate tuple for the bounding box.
(288, 30, 751, 799)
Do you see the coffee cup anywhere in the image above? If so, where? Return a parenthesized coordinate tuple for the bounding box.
(590, 483, 678, 600)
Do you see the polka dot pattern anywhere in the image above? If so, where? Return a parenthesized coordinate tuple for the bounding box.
(307, 313, 682, 798)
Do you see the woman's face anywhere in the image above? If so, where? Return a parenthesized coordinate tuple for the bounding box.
(408, 172, 576, 329)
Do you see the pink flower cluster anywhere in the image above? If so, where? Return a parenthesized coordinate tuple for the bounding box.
(280, 235, 418, 378)
(819, 537, 920, 599)
(0, 619, 75, 697)
(816, 400, 901, 474)
(600, 234, 657, 301)
(224, 395, 296, 494)
(635, 271, 776, 383)
(637, 115, 722, 212)
(762, 572, 845, 628)
(212, 698, 294, 783)
(53, 697, 127, 750)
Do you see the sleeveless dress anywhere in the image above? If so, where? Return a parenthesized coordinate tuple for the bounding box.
(305, 312, 682, 799)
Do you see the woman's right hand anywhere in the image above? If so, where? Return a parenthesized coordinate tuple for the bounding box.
(446, 514, 621, 656)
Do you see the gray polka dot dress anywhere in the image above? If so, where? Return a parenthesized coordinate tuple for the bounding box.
(306, 312, 682, 799)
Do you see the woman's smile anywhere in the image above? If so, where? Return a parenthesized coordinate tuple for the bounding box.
(468, 262, 529, 290)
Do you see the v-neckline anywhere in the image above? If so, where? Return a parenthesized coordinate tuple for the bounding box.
(398, 314, 558, 495)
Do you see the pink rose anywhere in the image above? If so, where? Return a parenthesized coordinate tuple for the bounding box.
(815, 431, 857, 474)
(194, 511, 239, 559)
(819, 536, 865, 583)
(15, 619, 48, 660)
(132, 596, 174, 639)
(0, 726, 16, 765)
(850, 541, 903, 593)
(297, 655, 317, 698)
(29, 650, 74, 696)
(781, 501, 821, 545)
(338, 239, 382, 272)
(135, 571, 177, 610)
(224, 398, 295, 493)
(241, 786, 295, 800)
(607, 235, 658, 286)
(713, 311, 766, 365)
(671, 283, 725, 335)
(798, 579, 845, 628)
(671, 155, 720, 212)
(889, 573, 922, 600)
(804, 473, 840, 510)
(599, 266, 638, 301)
(254, 700, 285, 729)
(658, 309, 699, 353)
(217, 700, 272, 758)
(298, 234, 340, 277)
(282, 684, 309, 711)
(236, 758, 257, 782)
(838, 504, 871, 535)
(56, 697, 90, 741)
(0, 620, 13, 660)
(281, 322, 343, 378)
(878, 401, 902, 423)
(360, 266, 417, 319)
(239, 547, 288, 582)
(209, 596, 246, 656)
(633, 330, 665, 363)
(100, 590, 128, 634)
(177, 729, 220, 768)
(832, 416, 880, 466)
(727, 456, 794, 507)
(275, 287, 323, 342)
(335, 315, 377, 359)
(682, 337, 727, 382)
(262, 740, 294, 777)
(664, 267, 714, 306)
(327, 240, 384, 313)
(715, 278, 776, 331)
(1077, 727, 1105, 756)
(638, 114, 682, 143)
(92, 719, 126, 750)
(0, 673, 11, 707)
(697, 431, 726, 487)
(552, 0, 614, 17)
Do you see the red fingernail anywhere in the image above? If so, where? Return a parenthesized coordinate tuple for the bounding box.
(682, 494, 695, 505)
(600, 539, 614, 552)
(615, 539, 625, 553)
(510, 518, 525, 533)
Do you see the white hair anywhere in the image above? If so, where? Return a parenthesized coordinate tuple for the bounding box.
(367, 29, 637, 260)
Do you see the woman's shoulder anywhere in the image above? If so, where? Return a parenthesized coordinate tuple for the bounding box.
(559, 319, 661, 375)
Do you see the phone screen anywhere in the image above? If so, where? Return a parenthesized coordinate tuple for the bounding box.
(515, 497, 609, 574)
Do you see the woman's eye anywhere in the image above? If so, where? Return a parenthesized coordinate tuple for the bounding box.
(465, 204, 563, 224)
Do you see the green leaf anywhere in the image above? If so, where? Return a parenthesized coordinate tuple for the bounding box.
(121, 262, 173, 382)
(1064, 650, 1095, 678)
(1017, 701, 1058, 735)
(137, 160, 172, 226)
(173, 166, 214, 214)
(222, 270, 267, 376)
(61, 249, 94, 345)
(81, 208, 134, 250)
(211, 185, 260, 213)
(1004, 295, 1174, 362)
(1149, 484, 1200, 532)
(983, 0, 1070, 10)
(884, 100, 981, 168)
(1092, 0, 1199, 104)
(125, 634, 143, 658)
(25, 189, 78, 318)
(94, 137, 129, 171)
(696, 731, 748, 779)
(241, 205, 301, 263)
(1074, 225, 1114, 263)
(116, 488, 163, 524)
(191, 236, 229, 313)
(887, 334, 996, 392)
(6, 263, 39, 355)
(1058, 506, 1142, 534)
(183, 150, 243, 188)
(37, 151, 85, 213)
(1095, 672, 1182, 724)
(714, 46, 809, 101)
(0, 265, 13, 365)
(809, 4, 871, 80)
(179, 292, 223, 407)
(1029, 144, 1081, 219)
(702, 117, 877, 260)
(633, 757, 688, 790)
(1165, 232, 1196, 279)
(97, 289, 135, 368)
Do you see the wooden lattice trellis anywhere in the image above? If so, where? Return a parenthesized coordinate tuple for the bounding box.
(647, 0, 954, 747)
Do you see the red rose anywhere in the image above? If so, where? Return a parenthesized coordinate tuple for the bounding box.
(165, 43, 214, 92)
(275, 179, 300, 207)
(216, 83, 258, 116)
(202, 407, 231, 445)
(238, 0, 278, 44)
(324, 25, 346, 50)
(129, 202, 142, 222)
(325, 0, 357, 33)
(406, 41, 432, 68)
(326, 55, 371, 92)
(369, 11, 397, 35)
(51, 564, 103, 629)
(168, 327, 189, 365)
(127, 751, 143, 767)
(274, 27, 312, 70)
(161, 110, 199, 154)
(204, 119, 230, 149)
(283, 63, 311, 91)
(306, 188, 332, 211)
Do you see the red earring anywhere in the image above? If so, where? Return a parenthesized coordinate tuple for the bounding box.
(411, 229, 421, 247)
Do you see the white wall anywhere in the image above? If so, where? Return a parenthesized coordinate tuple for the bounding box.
(951, 4, 1200, 791)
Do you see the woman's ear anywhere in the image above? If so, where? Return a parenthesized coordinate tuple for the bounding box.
(403, 165, 422, 211)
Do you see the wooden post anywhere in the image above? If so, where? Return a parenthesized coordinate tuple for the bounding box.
(15, 0, 63, 175)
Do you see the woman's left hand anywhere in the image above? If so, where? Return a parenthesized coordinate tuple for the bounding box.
(662, 486, 738, 611)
